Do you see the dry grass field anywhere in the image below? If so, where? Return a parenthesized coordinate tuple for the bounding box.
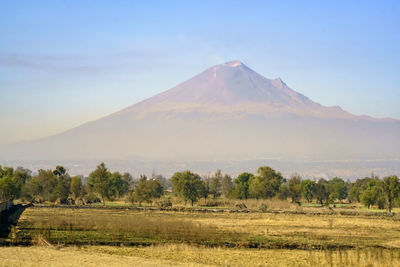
(12, 206, 400, 248)
(1, 244, 400, 266)
(2, 205, 400, 266)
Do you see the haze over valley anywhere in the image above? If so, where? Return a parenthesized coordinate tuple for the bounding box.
(1, 61, 399, 178)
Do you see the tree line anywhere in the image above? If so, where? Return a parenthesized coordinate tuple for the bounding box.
(0, 163, 399, 212)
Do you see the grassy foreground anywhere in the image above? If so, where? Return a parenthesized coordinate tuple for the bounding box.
(12, 206, 400, 249)
(3, 205, 400, 266)
(1, 245, 400, 267)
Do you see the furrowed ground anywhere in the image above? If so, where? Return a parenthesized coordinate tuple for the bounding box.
(1, 205, 400, 266)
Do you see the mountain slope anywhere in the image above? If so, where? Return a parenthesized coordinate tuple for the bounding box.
(1, 61, 399, 161)
(114, 60, 354, 119)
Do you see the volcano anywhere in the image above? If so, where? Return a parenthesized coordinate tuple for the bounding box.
(1, 61, 399, 162)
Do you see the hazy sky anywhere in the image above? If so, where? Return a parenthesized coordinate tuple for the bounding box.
(1, 0, 399, 145)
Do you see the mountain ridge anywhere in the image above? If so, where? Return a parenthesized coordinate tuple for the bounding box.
(113, 60, 390, 122)
(0, 60, 399, 162)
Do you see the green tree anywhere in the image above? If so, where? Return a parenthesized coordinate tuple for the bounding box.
(12, 167, 33, 202)
(154, 174, 171, 191)
(53, 166, 71, 204)
(31, 169, 58, 202)
(329, 177, 348, 202)
(258, 166, 285, 198)
(301, 179, 316, 203)
(349, 177, 373, 203)
(288, 174, 302, 204)
(0, 166, 14, 177)
(221, 174, 234, 197)
(134, 176, 164, 204)
(0, 166, 24, 201)
(359, 179, 384, 209)
(122, 172, 134, 191)
(171, 171, 203, 206)
(277, 183, 289, 200)
(209, 170, 222, 198)
(20, 182, 34, 202)
(249, 166, 285, 199)
(198, 179, 209, 201)
(360, 188, 376, 209)
(0, 175, 19, 201)
(382, 175, 400, 213)
(249, 175, 264, 199)
(109, 172, 128, 199)
(53, 166, 66, 177)
(233, 172, 253, 199)
(315, 178, 330, 205)
(13, 167, 31, 194)
(88, 162, 112, 204)
(70, 176, 83, 201)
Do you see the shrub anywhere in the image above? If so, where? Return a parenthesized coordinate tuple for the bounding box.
(84, 192, 101, 204)
(234, 203, 247, 209)
(156, 198, 173, 208)
(259, 203, 268, 212)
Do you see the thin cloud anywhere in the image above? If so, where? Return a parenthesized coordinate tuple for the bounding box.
(0, 53, 102, 73)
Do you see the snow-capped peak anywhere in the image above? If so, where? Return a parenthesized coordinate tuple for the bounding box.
(225, 60, 243, 67)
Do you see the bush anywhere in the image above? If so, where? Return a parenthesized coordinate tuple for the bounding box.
(203, 200, 219, 207)
(202, 199, 230, 207)
(234, 203, 247, 209)
(126, 191, 135, 204)
(156, 198, 173, 208)
(84, 192, 101, 204)
(259, 203, 268, 212)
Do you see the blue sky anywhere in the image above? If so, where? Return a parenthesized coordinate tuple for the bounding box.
(1, 0, 399, 144)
